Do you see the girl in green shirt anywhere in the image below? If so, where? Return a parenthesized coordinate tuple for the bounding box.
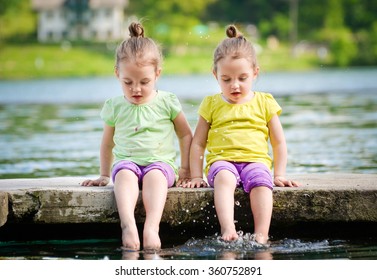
(82, 22, 192, 251)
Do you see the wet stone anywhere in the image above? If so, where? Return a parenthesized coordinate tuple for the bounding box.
(0, 174, 376, 228)
(0, 192, 7, 227)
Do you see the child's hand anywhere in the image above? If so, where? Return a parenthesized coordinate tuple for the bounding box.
(177, 177, 191, 188)
(274, 176, 300, 187)
(189, 177, 208, 188)
(81, 176, 110, 187)
(177, 167, 191, 188)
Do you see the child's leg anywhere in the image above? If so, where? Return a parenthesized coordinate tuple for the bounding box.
(142, 169, 168, 249)
(213, 169, 238, 241)
(114, 169, 141, 250)
(241, 162, 274, 244)
(249, 187, 273, 244)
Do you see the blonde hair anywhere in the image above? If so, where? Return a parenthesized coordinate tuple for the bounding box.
(115, 22, 162, 71)
(213, 25, 258, 73)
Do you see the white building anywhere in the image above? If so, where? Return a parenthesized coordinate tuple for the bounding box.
(31, 0, 128, 42)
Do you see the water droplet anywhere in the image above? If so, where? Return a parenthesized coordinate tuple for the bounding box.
(235, 201, 240, 206)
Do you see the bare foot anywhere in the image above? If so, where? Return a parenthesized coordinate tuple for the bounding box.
(121, 224, 140, 250)
(221, 227, 239, 241)
(121, 250, 140, 260)
(254, 233, 269, 245)
(143, 228, 161, 250)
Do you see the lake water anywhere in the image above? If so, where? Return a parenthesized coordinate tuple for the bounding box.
(0, 68, 376, 178)
(0, 68, 377, 260)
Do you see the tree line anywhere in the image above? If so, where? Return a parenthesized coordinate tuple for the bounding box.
(129, 0, 377, 67)
(1, 0, 376, 67)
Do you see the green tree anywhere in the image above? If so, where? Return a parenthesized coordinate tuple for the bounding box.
(343, 0, 377, 65)
(128, 0, 216, 44)
(0, 0, 35, 43)
(204, 0, 290, 39)
(319, 0, 357, 66)
(0, 0, 22, 15)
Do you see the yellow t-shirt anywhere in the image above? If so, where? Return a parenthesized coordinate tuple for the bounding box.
(199, 92, 282, 175)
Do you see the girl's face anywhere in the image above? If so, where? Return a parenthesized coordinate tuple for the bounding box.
(116, 60, 161, 105)
(214, 56, 259, 104)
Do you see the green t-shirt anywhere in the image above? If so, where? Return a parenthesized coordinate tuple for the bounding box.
(100, 90, 182, 174)
(199, 92, 282, 174)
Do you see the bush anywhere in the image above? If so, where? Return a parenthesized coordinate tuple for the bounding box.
(319, 27, 357, 67)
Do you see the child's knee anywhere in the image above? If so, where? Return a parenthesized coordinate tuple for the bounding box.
(241, 163, 273, 193)
(207, 161, 239, 187)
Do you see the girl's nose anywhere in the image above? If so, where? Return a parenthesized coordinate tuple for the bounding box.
(231, 82, 239, 90)
(130, 85, 141, 92)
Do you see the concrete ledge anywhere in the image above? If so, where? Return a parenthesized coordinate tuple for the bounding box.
(0, 174, 376, 229)
(0, 192, 7, 227)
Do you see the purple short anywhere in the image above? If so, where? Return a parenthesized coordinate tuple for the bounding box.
(111, 160, 176, 188)
(207, 161, 273, 193)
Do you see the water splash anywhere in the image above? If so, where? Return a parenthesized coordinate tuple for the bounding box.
(164, 233, 347, 260)
(172, 232, 266, 255)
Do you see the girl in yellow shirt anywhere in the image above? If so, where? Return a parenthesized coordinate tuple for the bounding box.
(190, 25, 300, 244)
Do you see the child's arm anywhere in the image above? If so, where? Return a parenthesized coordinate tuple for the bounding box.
(82, 124, 114, 186)
(173, 111, 193, 187)
(268, 115, 300, 187)
(189, 116, 210, 188)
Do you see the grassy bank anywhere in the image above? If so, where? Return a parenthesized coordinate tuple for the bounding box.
(0, 42, 319, 80)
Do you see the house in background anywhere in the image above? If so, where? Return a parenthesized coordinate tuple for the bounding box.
(31, 0, 128, 42)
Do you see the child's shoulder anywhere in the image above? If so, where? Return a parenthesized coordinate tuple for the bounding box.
(254, 91, 273, 97)
(156, 90, 180, 104)
(103, 95, 124, 106)
(199, 93, 221, 107)
(203, 93, 222, 101)
(254, 91, 276, 101)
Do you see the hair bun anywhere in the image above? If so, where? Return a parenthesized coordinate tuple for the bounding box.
(129, 22, 144, 38)
(226, 25, 244, 39)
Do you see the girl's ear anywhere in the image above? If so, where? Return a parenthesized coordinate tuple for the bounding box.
(155, 68, 162, 80)
(253, 67, 260, 79)
(212, 69, 218, 80)
(114, 66, 119, 78)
